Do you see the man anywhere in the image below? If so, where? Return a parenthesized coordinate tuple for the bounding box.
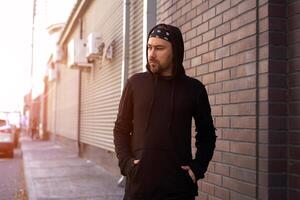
(114, 23, 216, 200)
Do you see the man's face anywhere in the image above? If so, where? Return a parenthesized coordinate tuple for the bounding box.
(147, 37, 173, 76)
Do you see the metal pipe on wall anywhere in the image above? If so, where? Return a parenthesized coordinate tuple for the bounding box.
(142, 0, 156, 71)
(121, 0, 130, 91)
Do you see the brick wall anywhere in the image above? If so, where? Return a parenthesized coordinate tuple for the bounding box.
(157, 0, 261, 199)
(156, 0, 300, 199)
(288, 0, 300, 199)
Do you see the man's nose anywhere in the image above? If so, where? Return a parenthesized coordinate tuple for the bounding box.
(149, 49, 156, 58)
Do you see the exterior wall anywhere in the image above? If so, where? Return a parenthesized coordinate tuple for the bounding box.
(157, 0, 264, 199)
(79, 0, 123, 152)
(55, 63, 79, 141)
(263, 1, 288, 199)
(287, 0, 300, 199)
(59, 0, 145, 176)
(156, 0, 299, 199)
(46, 81, 56, 135)
(42, 0, 78, 141)
(46, 56, 80, 141)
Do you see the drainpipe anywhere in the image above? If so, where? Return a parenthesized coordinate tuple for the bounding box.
(117, 0, 131, 187)
(77, 69, 82, 156)
(54, 70, 58, 143)
(142, 0, 156, 71)
(121, 0, 130, 90)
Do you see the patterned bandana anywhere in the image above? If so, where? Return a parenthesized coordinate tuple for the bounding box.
(149, 28, 171, 42)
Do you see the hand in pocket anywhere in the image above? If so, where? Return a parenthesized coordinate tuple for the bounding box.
(133, 159, 140, 165)
(181, 165, 196, 183)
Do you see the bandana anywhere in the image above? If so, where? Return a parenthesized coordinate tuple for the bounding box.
(149, 28, 171, 42)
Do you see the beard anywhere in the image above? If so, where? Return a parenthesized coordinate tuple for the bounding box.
(149, 62, 163, 74)
(148, 59, 167, 75)
(148, 58, 173, 76)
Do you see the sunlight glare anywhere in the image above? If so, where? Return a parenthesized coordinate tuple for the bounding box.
(0, 0, 33, 112)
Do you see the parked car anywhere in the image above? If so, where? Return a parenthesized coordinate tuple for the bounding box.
(0, 119, 15, 158)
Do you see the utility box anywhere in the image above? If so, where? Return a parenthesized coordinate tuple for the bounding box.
(67, 38, 93, 69)
(53, 45, 64, 63)
(86, 32, 104, 62)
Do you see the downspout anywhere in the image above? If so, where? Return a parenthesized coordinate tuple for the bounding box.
(142, 0, 156, 71)
(121, 0, 130, 90)
(255, 0, 260, 199)
(117, 0, 130, 186)
(77, 69, 82, 156)
(54, 71, 58, 142)
(77, 18, 84, 156)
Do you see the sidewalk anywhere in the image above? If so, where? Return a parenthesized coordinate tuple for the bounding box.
(20, 137, 124, 200)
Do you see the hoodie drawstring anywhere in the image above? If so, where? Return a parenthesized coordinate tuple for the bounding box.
(145, 75, 176, 137)
(145, 75, 158, 133)
(168, 79, 175, 131)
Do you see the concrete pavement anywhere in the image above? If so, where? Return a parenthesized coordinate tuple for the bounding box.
(20, 137, 124, 200)
(0, 149, 25, 200)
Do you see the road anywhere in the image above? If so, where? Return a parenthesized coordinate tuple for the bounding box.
(0, 148, 27, 200)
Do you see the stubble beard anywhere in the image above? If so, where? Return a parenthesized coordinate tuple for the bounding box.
(149, 63, 163, 74)
(149, 60, 171, 75)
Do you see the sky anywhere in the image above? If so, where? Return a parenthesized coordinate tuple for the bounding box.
(0, 0, 33, 112)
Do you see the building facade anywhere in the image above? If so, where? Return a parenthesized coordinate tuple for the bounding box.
(42, 0, 299, 199)
(29, 0, 77, 140)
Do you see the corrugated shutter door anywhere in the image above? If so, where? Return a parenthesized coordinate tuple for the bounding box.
(128, 0, 144, 77)
(79, 1, 123, 152)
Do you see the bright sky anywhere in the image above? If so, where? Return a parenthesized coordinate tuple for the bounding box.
(0, 0, 33, 112)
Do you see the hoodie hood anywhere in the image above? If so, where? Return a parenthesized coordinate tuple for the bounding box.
(146, 24, 185, 78)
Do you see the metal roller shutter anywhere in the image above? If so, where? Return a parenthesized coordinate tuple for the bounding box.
(80, 0, 123, 152)
(128, 0, 144, 77)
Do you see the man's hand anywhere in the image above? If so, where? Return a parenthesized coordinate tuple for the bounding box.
(133, 159, 140, 165)
(181, 165, 196, 183)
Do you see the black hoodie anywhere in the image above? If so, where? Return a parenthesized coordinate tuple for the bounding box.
(114, 24, 216, 200)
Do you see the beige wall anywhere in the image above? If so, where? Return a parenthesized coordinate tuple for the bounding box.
(46, 81, 56, 135)
(47, 61, 79, 141)
(55, 63, 79, 140)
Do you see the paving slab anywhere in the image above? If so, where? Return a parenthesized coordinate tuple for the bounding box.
(20, 137, 124, 200)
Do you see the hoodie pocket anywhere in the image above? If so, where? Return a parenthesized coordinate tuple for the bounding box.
(177, 166, 195, 187)
(181, 167, 198, 196)
(126, 158, 145, 196)
(181, 169, 194, 184)
(127, 160, 141, 179)
(128, 155, 143, 179)
(161, 163, 197, 197)
(126, 150, 162, 197)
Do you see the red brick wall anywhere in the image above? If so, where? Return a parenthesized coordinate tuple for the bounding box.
(157, 0, 261, 199)
(156, 0, 300, 199)
(157, 0, 300, 199)
(288, 0, 300, 199)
